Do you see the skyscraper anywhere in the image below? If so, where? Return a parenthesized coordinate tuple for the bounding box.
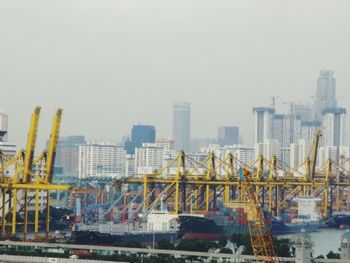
(253, 107, 275, 144)
(321, 108, 346, 147)
(173, 102, 191, 152)
(217, 126, 239, 146)
(314, 70, 337, 120)
(272, 114, 301, 147)
(124, 124, 156, 154)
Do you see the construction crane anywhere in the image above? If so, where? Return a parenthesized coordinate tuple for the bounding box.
(242, 168, 278, 263)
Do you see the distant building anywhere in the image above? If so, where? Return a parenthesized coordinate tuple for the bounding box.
(217, 126, 239, 146)
(272, 114, 301, 147)
(230, 145, 255, 168)
(79, 142, 126, 179)
(318, 146, 338, 166)
(255, 139, 280, 160)
(125, 154, 135, 177)
(55, 136, 85, 176)
(253, 107, 275, 144)
(294, 104, 314, 122)
(135, 143, 164, 174)
(0, 142, 16, 157)
(314, 70, 337, 120)
(124, 124, 156, 154)
(321, 107, 346, 147)
(190, 138, 217, 153)
(0, 111, 8, 142)
(156, 138, 175, 151)
(301, 120, 321, 141)
(290, 139, 313, 169)
(280, 147, 291, 171)
(0, 111, 16, 156)
(199, 144, 254, 170)
(173, 102, 191, 152)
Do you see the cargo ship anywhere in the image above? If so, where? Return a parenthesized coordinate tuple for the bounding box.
(70, 210, 178, 246)
(71, 197, 323, 244)
(179, 197, 322, 239)
(323, 213, 350, 229)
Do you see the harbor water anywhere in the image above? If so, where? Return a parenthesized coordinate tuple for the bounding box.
(283, 228, 346, 257)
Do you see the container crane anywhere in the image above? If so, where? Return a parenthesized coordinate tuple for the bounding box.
(22, 106, 41, 240)
(43, 108, 63, 239)
(310, 129, 321, 180)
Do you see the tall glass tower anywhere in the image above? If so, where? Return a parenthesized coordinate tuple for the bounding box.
(173, 102, 191, 153)
(314, 70, 337, 120)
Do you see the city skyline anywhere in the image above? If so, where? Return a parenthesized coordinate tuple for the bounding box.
(2, 68, 349, 151)
(1, 1, 350, 149)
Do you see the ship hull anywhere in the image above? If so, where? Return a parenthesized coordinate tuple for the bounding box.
(71, 230, 178, 246)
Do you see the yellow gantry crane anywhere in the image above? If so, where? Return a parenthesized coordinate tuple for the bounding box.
(22, 106, 41, 241)
(0, 107, 69, 241)
(121, 144, 350, 221)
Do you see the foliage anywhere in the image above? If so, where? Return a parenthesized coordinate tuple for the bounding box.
(231, 233, 293, 257)
(219, 247, 233, 254)
(326, 250, 340, 259)
(176, 238, 212, 252)
(218, 235, 228, 248)
(157, 239, 175, 250)
(231, 233, 253, 254)
(118, 240, 143, 248)
(273, 238, 293, 257)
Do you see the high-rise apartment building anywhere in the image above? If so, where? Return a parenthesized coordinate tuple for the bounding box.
(135, 143, 164, 174)
(79, 142, 126, 179)
(173, 102, 191, 152)
(272, 114, 302, 147)
(318, 146, 338, 166)
(124, 124, 156, 154)
(301, 120, 321, 141)
(321, 108, 346, 147)
(55, 136, 86, 176)
(255, 139, 280, 160)
(290, 139, 313, 169)
(253, 107, 275, 144)
(217, 126, 239, 146)
(294, 104, 314, 122)
(314, 70, 337, 120)
(125, 154, 135, 177)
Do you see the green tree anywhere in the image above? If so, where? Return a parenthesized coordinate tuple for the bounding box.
(326, 250, 340, 259)
(176, 238, 211, 252)
(119, 240, 143, 248)
(274, 238, 293, 257)
(219, 247, 233, 254)
(157, 239, 175, 250)
(218, 235, 228, 248)
(231, 233, 252, 255)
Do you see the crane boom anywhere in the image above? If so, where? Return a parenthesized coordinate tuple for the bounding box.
(45, 108, 63, 183)
(242, 168, 278, 263)
(23, 106, 41, 183)
(310, 129, 321, 180)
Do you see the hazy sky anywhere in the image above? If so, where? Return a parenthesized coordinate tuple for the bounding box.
(1, 0, 349, 149)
